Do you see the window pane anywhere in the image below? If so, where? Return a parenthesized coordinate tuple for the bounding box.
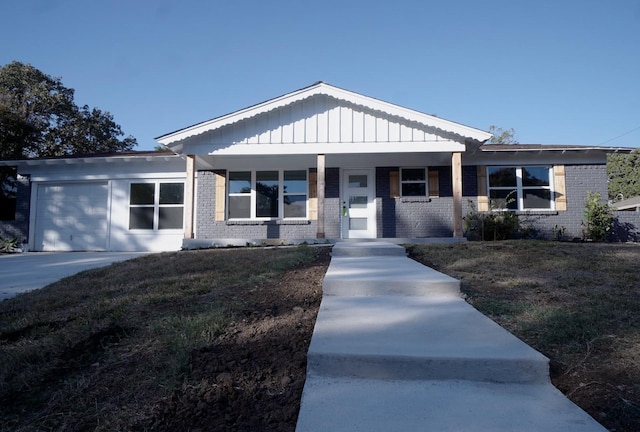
(523, 189, 552, 209)
(349, 196, 368, 208)
(402, 168, 425, 182)
(159, 183, 184, 204)
(129, 207, 154, 229)
(490, 189, 518, 210)
(350, 217, 367, 230)
(488, 167, 517, 187)
(229, 196, 250, 218)
(284, 170, 307, 194)
(256, 171, 279, 217)
(130, 183, 154, 205)
(257, 171, 279, 184)
(229, 172, 251, 194)
(522, 167, 550, 187)
(348, 175, 367, 188)
(402, 183, 426, 197)
(257, 190, 278, 217)
(159, 207, 183, 229)
(284, 195, 306, 218)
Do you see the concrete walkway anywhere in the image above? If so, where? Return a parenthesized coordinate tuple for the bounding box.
(296, 242, 606, 431)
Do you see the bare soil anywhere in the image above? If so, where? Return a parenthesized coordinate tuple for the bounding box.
(0, 247, 329, 432)
(151, 251, 328, 431)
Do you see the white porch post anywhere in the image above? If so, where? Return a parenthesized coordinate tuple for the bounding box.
(452, 152, 463, 238)
(184, 155, 196, 239)
(317, 154, 325, 238)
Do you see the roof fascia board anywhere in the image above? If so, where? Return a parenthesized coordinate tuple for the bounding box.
(209, 141, 466, 156)
(0, 154, 183, 167)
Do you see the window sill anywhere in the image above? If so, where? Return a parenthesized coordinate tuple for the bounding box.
(486, 210, 559, 216)
(400, 197, 433, 203)
(226, 219, 311, 226)
(515, 210, 559, 216)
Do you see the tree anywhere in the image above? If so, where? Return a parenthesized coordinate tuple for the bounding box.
(0, 61, 137, 216)
(0, 61, 136, 159)
(487, 125, 519, 144)
(607, 149, 640, 201)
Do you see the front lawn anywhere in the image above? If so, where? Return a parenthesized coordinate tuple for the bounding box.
(408, 241, 640, 432)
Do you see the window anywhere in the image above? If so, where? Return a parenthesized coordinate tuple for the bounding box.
(129, 182, 184, 230)
(227, 170, 308, 219)
(228, 172, 251, 219)
(401, 168, 426, 197)
(487, 166, 553, 210)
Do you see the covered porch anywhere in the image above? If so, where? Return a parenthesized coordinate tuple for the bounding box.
(180, 148, 468, 247)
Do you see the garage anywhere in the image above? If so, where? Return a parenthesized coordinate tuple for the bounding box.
(34, 182, 109, 251)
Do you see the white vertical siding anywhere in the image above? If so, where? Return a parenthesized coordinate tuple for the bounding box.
(201, 95, 449, 147)
(327, 103, 341, 143)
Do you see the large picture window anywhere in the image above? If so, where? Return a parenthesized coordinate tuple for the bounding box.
(228, 170, 308, 219)
(129, 182, 184, 230)
(488, 166, 553, 210)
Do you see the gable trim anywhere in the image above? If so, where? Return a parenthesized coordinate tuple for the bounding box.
(156, 82, 492, 147)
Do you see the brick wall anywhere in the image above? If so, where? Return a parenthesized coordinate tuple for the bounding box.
(376, 167, 454, 238)
(524, 164, 608, 239)
(193, 164, 638, 242)
(461, 164, 631, 240)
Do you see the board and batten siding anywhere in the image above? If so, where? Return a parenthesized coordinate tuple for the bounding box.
(194, 96, 446, 148)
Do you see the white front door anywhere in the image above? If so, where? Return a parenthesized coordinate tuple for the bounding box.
(342, 169, 376, 239)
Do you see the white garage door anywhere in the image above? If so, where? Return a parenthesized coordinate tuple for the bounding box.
(35, 182, 109, 251)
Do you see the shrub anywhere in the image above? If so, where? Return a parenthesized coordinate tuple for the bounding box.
(0, 236, 18, 252)
(464, 200, 521, 241)
(582, 192, 613, 241)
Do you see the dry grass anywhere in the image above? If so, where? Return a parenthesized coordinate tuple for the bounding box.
(0, 246, 321, 431)
(407, 240, 640, 432)
(3, 241, 640, 431)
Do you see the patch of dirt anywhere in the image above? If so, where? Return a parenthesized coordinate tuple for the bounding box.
(150, 247, 329, 432)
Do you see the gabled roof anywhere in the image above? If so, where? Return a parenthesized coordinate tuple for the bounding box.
(156, 81, 492, 146)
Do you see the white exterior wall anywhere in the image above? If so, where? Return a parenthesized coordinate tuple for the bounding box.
(22, 157, 187, 252)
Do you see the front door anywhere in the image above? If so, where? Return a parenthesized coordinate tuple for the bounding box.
(342, 169, 376, 239)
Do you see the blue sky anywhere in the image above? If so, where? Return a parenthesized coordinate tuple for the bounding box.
(2, 0, 639, 150)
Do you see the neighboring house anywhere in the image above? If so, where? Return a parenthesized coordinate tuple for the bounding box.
(0, 82, 634, 251)
(612, 196, 640, 212)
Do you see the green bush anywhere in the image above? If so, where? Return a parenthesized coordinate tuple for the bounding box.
(464, 200, 521, 241)
(583, 192, 613, 241)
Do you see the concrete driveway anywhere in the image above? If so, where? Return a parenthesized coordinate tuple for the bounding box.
(0, 252, 150, 301)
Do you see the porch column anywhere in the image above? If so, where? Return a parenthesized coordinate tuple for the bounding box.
(452, 152, 463, 238)
(184, 155, 196, 239)
(316, 154, 325, 238)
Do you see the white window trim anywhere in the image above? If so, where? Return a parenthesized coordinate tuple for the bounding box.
(400, 167, 428, 198)
(227, 170, 309, 220)
(487, 166, 555, 211)
(128, 181, 185, 231)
